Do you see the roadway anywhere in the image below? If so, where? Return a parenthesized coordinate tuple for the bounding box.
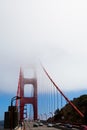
(2, 120, 80, 130)
(24, 121, 61, 130)
(23, 121, 80, 130)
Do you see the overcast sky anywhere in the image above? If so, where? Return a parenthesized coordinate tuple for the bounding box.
(0, 0, 87, 94)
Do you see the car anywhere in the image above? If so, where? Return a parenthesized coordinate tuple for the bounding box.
(55, 123, 62, 126)
(65, 123, 72, 128)
(39, 122, 43, 126)
(33, 123, 39, 127)
(47, 123, 53, 127)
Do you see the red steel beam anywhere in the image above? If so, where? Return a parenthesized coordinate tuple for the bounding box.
(16, 69, 21, 106)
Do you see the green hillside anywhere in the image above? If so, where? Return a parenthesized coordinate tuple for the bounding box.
(53, 94, 87, 124)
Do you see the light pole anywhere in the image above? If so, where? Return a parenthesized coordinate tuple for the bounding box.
(49, 112, 53, 124)
(44, 113, 47, 121)
(10, 96, 21, 130)
(40, 114, 43, 121)
(11, 96, 21, 106)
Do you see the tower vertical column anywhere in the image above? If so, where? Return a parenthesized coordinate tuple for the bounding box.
(33, 78, 37, 120)
(19, 69, 38, 121)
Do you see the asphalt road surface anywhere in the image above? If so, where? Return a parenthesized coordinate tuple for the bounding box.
(24, 121, 61, 130)
(23, 121, 80, 130)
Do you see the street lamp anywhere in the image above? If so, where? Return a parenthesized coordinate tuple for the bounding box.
(44, 113, 47, 121)
(49, 112, 53, 117)
(49, 112, 53, 124)
(10, 96, 21, 130)
(40, 114, 43, 121)
(11, 96, 21, 106)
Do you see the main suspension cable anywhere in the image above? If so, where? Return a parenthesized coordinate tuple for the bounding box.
(41, 63, 84, 117)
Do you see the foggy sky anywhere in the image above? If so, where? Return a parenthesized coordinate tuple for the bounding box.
(0, 0, 87, 94)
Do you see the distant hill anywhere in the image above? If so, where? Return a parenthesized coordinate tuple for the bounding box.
(53, 94, 87, 124)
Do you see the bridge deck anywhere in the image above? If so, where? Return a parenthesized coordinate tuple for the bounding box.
(22, 121, 80, 130)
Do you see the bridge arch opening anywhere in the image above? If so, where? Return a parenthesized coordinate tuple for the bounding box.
(23, 104, 34, 121)
(24, 84, 34, 97)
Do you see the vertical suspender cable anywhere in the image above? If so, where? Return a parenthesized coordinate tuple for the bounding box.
(49, 83, 51, 113)
(57, 91, 59, 110)
(55, 88, 57, 110)
(52, 83, 54, 112)
(61, 94, 63, 109)
(54, 84, 55, 113)
(41, 64, 84, 117)
(51, 83, 53, 113)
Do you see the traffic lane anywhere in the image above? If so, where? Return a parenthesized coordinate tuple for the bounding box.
(31, 125, 61, 130)
(24, 121, 80, 130)
(26, 122, 61, 130)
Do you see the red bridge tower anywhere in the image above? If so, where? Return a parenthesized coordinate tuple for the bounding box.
(17, 68, 38, 121)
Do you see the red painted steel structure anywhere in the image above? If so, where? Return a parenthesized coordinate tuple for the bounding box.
(16, 69, 21, 107)
(16, 68, 38, 121)
(16, 64, 84, 122)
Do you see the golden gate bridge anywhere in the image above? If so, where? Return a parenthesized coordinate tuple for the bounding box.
(15, 63, 84, 122)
